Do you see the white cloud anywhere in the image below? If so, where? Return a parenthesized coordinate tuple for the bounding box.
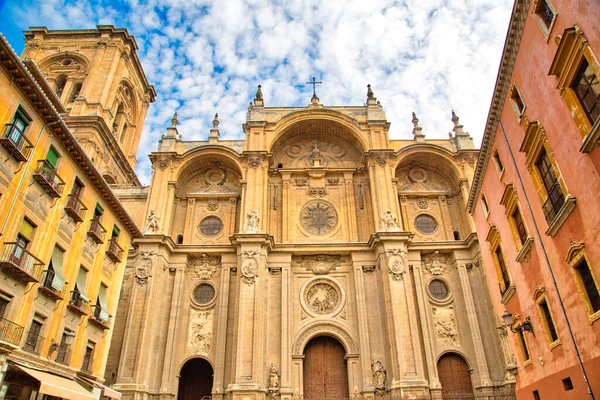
(7, 0, 513, 185)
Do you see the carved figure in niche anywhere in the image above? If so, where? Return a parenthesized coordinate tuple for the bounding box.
(371, 360, 386, 394)
(269, 363, 280, 388)
(310, 140, 323, 167)
(380, 209, 400, 232)
(246, 209, 260, 233)
(189, 311, 212, 354)
(306, 283, 339, 314)
(432, 306, 459, 346)
(423, 250, 446, 276)
(145, 210, 160, 233)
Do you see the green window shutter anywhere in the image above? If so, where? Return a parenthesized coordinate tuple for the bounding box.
(19, 219, 35, 241)
(95, 204, 104, 216)
(46, 147, 59, 167)
(112, 225, 120, 237)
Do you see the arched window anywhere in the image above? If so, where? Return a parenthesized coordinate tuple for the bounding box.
(70, 82, 82, 103)
(103, 174, 116, 185)
(113, 104, 126, 139)
(55, 74, 67, 97)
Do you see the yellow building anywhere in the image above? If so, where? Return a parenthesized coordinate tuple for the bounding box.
(0, 32, 142, 400)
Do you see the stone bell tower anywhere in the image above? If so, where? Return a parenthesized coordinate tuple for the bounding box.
(22, 25, 156, 185)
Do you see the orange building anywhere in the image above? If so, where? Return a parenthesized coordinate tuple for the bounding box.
(468, 0, 600, 399)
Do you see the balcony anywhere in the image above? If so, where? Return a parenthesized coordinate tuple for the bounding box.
(55, 343, 72, 365)
(89, 305, 111, 330)
(542, 183, 565, 224)
(0, 242, 44, 283)
(67, 291, 90, 316)
(0, 123, 34, 161)
(106, 238, 123, 263)
(23, 331, 45, 355)
(87, 218, 106, 244)
(0, 317, 24, 347)
(65, 194, 88, 223)
(38, 270, 68, 301)
(33, 160, 65, 198)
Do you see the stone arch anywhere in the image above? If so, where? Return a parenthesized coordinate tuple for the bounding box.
(436, 349, 473, 371)
(292, 322, 358, 356)
(175, 147, 244, 186)
(394, 145, 463, 186)
(37, 52, 90, 75)
(177, 355, 215, 372)
(268, 110, 369, 154)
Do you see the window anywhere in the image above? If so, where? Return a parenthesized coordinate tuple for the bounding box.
(512, 209, 527, 245)
(1, 107, 33, 161)
(428, 280, 449, 301)
(199, 216, 223, 237)
(562, 377, 574, 391)
(481, 193, 490, 217)
(82, 341, 95, 373)
(534, 286, 560, 348)
(70, 82, 82, 103)
(56, 329, 73, 365)
(43, 245, 66, 295)
(193, 283, 216, 305)
(536, 148, 565, 223)
(93, 284, 110, 323)
(0, 293, 12, 318)
(88, 204, 107, 244)
(566, 241, 600, 323)
(533, 0, 556, 34)
(549, 26, 600, 152)
(6, 108, 30, 146)
(54, 74, 67, 97)
(571, 58, 600, 124)
(533, 390, 541, 400)
(11, 218, 35, 265)
(486, 225, 514, 303)
(24, 314, 45, 354)
(492, 149, 504, 176)
(510, 85, 525, 116)
(517, 329, 531, 363)
(500, 184, 532, 261)
(73, 267, 90, 305)
(414, 214, 438, 234)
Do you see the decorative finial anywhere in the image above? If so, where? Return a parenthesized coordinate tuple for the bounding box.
(306, 77, 322, 101)
(256, 85, 263, 99)
(412, 112, 419, 127)
(451, 110, 459, 125)
(367, 84, 374, 99)
(212, 113, 219, 129)
(209, 112, 220, 142)
(171, 112, 178, 128)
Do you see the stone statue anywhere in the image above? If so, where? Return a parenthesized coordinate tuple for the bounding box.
(145, 210, 160, 233)
(371, 360, 386, 394)
(246, 209, 260, 233)
(269, 363, 280, 388)
(380, 209, 400, 232)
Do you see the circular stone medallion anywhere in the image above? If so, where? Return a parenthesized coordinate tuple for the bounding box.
(301, 277, 344, 317)
(300, 200, 338, 236)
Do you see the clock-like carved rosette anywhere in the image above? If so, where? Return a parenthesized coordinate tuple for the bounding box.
(300, 201, 338, 236)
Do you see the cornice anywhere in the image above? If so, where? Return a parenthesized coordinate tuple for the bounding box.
(466, 0, 531, 214)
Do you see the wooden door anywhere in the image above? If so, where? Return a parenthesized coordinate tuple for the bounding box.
(437, 353, 474, 398)
(303, 336, 349, 400)
(178, 358, 213, 400)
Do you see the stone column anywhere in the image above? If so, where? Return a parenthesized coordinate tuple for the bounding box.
(242, 154, 268, 232)
(352, 259, 374, 395)
(280, 257, 293, 399)
(212, 254, 234, 400)
(281, 172, 291, 243)
(367, 153, 404, 232)
(344, 172, 358, 242)
(183, 198, 196, 242)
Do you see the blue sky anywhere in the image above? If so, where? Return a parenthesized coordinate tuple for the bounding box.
(1, 0, 513, 185)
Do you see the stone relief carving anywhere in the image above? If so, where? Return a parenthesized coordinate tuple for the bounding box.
(188, 310, 212, 355)
(432, 306, 460, 346)
(380, 210, 400, 232)
(374, 154, 388, 167)
(397, 165, 452, 193)
(326, 178, 339, 186)
(422, 251, 447, 275)
(275, 133, 359, 169)
(371, 360, 387, 395)
(241, 250, 259, 285)
(387, 249, 406, 281)
(207, 198, 219, 211)
(186, 164, 241, 195)
(145, 210, 160, 233)
(248, 156, 262, 168)
(269, 363, 280, 388)
(300, 201, 338, 236)
(416, 196, 429, 209)
(302, 255, 341, 275)
(292, 323, 357, 355)
(295, 178, 308, 186)
(357, 184, 365, 210)
(362, 265, 376, 274)
(156, 156, 170, 170)
(246, 209, 260, 233)
(188, 254, 221, 280)
(135, 251, 157, 286)
(308, 187, 326, 198)
(305, 282, 339, 314)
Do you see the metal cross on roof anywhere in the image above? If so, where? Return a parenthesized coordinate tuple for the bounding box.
(306, 76, 322, 99)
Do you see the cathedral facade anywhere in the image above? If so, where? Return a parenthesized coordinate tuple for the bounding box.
(106, 88, 515, 399)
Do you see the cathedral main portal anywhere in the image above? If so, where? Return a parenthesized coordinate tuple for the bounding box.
(303, 336, 349, 400)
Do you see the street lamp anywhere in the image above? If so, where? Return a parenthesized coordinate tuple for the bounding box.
(502, 310, 534, 335)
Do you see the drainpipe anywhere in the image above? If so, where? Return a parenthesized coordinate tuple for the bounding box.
(0, 119, 61, 238)
(498, 120, 595, 400)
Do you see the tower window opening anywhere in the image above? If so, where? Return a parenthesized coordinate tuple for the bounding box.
(55, 74, 67, 97)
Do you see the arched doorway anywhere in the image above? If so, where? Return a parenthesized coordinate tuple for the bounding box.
(303, 336, 349, 400)
(177, 358, 213, 400)
(437, 353, 474, 398)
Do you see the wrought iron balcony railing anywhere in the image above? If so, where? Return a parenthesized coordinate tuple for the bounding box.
(106, 238, 123, 263)
(89, 305, 111, 330)
(23, 331, 45, 355)
(39, 270, 68, 301)
(0, 242, 44, 283)
(0, 316, 24, 347)
(55, 343, 72, 365)
(67, 290, 90, 316)
(542, 183, 565, 224)
(33, 160, 65, 198)
(0, 123, 34, 161)
(65, 194, 87, 223)
(87, 218, 106, 244)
